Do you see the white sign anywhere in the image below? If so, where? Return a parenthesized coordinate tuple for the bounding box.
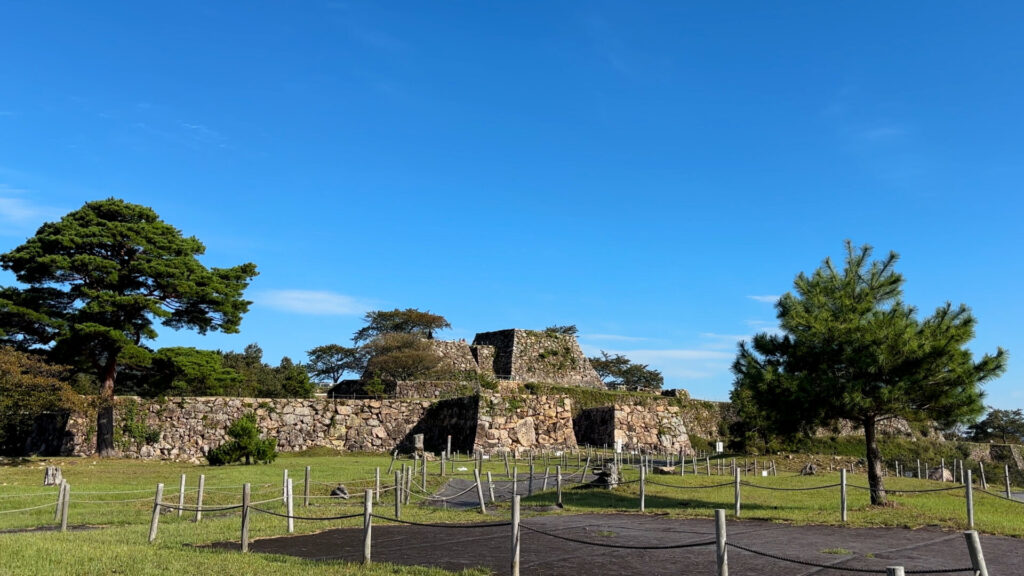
(715, 441, 724, 454)
(615, 440, 623, 454)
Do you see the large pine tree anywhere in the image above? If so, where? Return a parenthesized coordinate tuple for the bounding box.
(0, 199, 257, 456)
(731, 241, 1006, 504)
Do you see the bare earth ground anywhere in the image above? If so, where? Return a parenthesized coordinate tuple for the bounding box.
(212, 513, 1023, 575)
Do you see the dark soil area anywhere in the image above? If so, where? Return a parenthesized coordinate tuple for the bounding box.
(210, 513, 1022, 575)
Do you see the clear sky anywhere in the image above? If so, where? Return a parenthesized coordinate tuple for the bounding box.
(1, 3, 1021, 409)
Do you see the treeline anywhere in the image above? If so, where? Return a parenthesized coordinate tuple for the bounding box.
(116, 343, 313, 398)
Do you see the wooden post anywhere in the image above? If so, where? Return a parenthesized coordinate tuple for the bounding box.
(979, 462, 987, 490)
(542, 467, 550, 491)
(304, 466, 311, 507)
(394, 470, 402, 519)
(363, 489, 373, 565)
(512, 466, 518, 498)
(54, 480, 66, 522)
(511, 495, 521, 576)
(441, 452, 446, 477)
(403, 465, 411, 505)
(556, 465, 563, 507)
(841, 468, 848, 522)
(488, 471, 496, 503)
(707, 456, 711, 477)
(680, 452, 685, 477)
(287, 478, 295, 533)
(422, 455, 427, 491)
(282, 469, 288, 500)
(387, 450, 397, 475)
(148, 483, 163, 542)
(60, 483, 70, 532)
(505, 451, 511, 477)
(528, 462, 535, 496)
(375, 467, 381, 504)
(241, 483, 251, 553)
(1005, 464, 1012, 499)
(964, 530, 990, 576)
(446, 435, 452, 458)
(693, 455, 698, 475)
(640, 464, 646, 512)
(177, 474, 186, 518)
(734, 468, 741, 517)
(941, 458, 946, 482)
(196, 474, 205, 523)
(966, 470, 974, 529)
(474, 468, 487, 514)
(715, 509, 728, 576)
(886, 568, 905, 576)
(917, 459, 921, 479)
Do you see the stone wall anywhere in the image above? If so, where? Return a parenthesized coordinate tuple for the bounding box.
(473, 329, 603, 388)
(427, 340, 480, 374)
(474, 392, 577, 455)
(613, 399, 692, 454)
(63, 396, 468, 463)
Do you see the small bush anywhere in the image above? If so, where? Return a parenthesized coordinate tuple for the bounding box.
(206, 412, 277, 465)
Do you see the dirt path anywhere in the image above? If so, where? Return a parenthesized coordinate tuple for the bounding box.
(215, 513, 1022, 575)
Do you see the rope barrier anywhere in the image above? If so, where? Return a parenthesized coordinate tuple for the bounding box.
(644, 480, 735, 489)
(0, 502, 57, 514)
(725, 542, 975, 574)
(408, 483, 480, 502)
(74, 496, 155, 504)
(249, 507, 362, 521)
(740, 481, 841, 491)
(157, 502, 244, 513)
(0, 491, 60, 499)
(519, 524, 717, 550)
(370, 513, 511, 529)
(847, 485, 965, 494)
(977, 489, 1024, 504)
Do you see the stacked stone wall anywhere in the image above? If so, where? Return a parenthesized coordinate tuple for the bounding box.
(613, 399, 692, 454)
(64, 396, 464, 463)
(474, 392, 577, 455)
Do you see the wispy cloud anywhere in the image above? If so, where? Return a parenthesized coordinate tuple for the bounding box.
(258, 290, 370, 316)
(0, 189, 64, 235)
(698, 333, 749, 350)
(747, 295, 779, 303)
(580, 333, 649, 342)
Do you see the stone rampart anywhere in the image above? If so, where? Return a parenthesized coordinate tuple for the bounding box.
(475, 392, 577, 455)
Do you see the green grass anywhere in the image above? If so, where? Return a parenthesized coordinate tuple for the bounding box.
(0, 452, 493, 576)
(2, 451, 1023, 576)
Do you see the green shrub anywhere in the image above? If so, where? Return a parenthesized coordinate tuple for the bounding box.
(206, 412, 277, 465)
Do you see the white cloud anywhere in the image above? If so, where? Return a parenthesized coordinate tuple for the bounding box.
(258, 290, 369, 316)
(579, 333, 649, 342)
(0, 190, 63, 235)
(747, 295, 779, 303)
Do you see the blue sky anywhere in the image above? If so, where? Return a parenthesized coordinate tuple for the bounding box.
(1, 3, 1022, 408)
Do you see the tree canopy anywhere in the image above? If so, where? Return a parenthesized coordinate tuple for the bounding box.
(589, 351, 664, 392)
(969, 407, 1024, 444)
(206, 412, 277, 465)
(362, 332, 440, 381)
(305, 344, 366, 385)
(220, 343, 314, 398)
(0, 199, 258, 455)
(352, 308, 450, 344)
(0, 346, 81, 455)
(731, 241, 1006, 504)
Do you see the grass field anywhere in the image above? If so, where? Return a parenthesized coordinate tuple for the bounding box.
(1, 450, 1022, 575)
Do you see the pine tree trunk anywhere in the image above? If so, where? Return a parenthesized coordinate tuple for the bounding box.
(96, 360, 118, 457)
(864, 415, 887, 506)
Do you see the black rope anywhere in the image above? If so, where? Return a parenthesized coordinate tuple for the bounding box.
(740, 482, 841, 491)
(370, 513, 511, 529)
(644, 480, 735, 489)
(977, 489, 1024, 504)
(726, 542, 975, 574)
(519, 524, 716, 550)
(846, 485, 965, 494)
(249, 508, 363, 521)
(157, 503, 243, 512)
